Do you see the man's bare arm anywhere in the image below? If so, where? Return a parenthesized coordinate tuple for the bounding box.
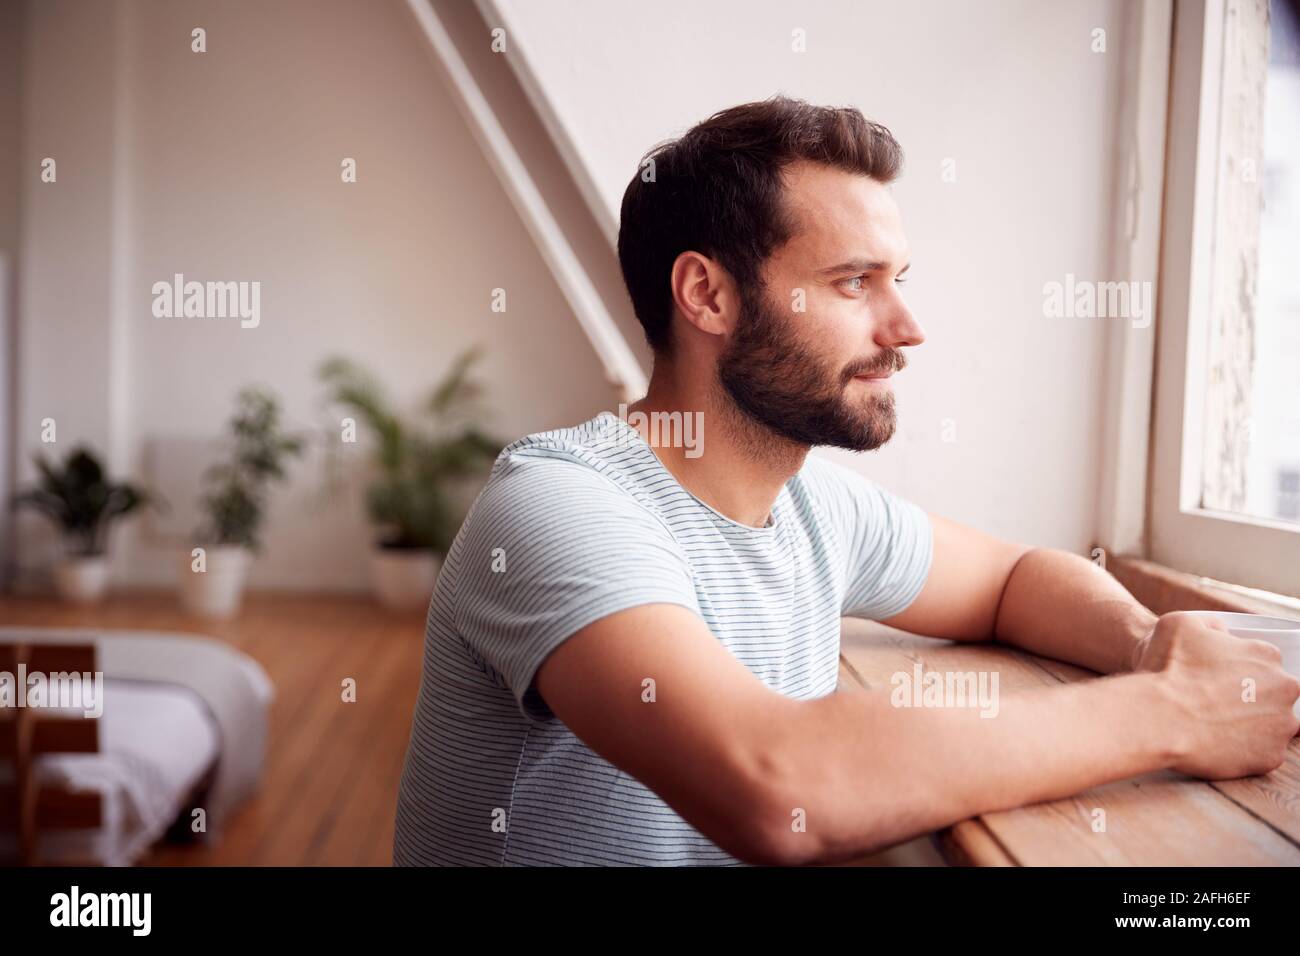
(884, 514, 1155, 674)
(535, 604, 1299, 865)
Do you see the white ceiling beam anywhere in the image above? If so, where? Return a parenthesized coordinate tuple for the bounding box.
(404, 0, 648, 401)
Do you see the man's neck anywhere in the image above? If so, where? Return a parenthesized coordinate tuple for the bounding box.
(625, 368, 808, 529)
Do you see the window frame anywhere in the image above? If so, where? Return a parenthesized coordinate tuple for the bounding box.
(1148, 0, 1300, 597)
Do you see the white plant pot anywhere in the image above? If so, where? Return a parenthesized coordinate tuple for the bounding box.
(179, 545, 253, 618)
(370, 547, 441, 611)
(54, 555, 110, 604)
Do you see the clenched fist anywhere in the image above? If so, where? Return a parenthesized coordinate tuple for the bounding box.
(1133, 611, 1300, 780)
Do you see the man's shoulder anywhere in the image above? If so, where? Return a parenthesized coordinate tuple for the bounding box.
(468, 411, 666, 526)
(497, 410, 627, 464)
(486, 411, 642, 490)
(450, 412, 688, 582)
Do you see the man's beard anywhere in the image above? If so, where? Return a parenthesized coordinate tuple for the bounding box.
(717, 285, 905, 452)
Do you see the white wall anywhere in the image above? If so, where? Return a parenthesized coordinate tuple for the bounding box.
(0, 0, 23, 588)
(13, 0, 1139, 593)
(14, 0, 619, 591)
(494, 0, 1132, 552)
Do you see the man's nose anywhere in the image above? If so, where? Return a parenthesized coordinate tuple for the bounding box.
(876, 299, 926, 349)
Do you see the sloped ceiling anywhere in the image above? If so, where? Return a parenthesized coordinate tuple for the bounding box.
(405, 0, 650, 400)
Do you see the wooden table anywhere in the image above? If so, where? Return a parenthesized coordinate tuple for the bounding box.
(836, 618, 1300, 866)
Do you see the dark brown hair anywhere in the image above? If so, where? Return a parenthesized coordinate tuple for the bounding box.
(616, 95, 903, 354)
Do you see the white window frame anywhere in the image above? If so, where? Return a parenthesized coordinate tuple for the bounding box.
(1149, 0, 1300, 597)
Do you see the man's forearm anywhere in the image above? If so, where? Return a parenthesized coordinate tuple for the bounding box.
(992, 548, 1156, 675)
(766, 668, 1182, 865)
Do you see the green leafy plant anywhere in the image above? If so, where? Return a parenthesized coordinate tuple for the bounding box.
(198, 387, 303, 550)
(12, 447, 152, 557)
(318, 347, 502, 553)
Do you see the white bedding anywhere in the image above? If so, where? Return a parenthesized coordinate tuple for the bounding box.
(0, 679, 220, 866)
(0, 627, 273, 866)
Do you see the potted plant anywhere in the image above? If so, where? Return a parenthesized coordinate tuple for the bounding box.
(180, 387, 302, 618)
(11, 447, 152, 603)
(319, 347, 502, 609)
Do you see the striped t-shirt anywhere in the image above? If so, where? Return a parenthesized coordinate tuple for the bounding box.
(393, 410, 933, 866)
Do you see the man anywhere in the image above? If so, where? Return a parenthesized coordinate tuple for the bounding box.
(393, 96, 1299, 866)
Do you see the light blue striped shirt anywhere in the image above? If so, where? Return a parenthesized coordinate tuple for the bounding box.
(393, 410, 932, 866)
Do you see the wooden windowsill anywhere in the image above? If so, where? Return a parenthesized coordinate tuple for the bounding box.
(1105, 553, 1300, 618)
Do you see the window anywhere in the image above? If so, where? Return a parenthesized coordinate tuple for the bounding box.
(1149, 0, 1300, 597)
(1278, 468, 1300, 520)
(1216, 0, 1300, 526)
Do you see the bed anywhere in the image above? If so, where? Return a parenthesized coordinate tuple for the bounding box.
(0, 629, 273, 866)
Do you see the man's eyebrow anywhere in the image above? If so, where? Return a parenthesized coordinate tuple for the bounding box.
(817, 259, 910, 277)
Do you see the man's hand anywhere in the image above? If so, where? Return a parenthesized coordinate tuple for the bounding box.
(1134, 611, 1300, 780)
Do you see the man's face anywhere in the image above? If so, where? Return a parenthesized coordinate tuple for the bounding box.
(717, 162, 925, 451)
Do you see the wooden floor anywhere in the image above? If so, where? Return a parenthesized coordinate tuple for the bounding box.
(0, 591, 426, 866)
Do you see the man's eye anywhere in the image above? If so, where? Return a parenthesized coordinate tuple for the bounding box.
(843, 275, 866, 292)
(895, 276, 908, 285)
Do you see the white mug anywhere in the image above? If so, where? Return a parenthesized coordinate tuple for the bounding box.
(1184, 611, 1300, 718)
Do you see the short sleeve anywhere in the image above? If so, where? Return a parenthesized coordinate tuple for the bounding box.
(800, 456, 934, 620)
(452, 454, 700, 723)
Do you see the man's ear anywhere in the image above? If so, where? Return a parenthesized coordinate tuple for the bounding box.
(669, 251, 740, 340)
